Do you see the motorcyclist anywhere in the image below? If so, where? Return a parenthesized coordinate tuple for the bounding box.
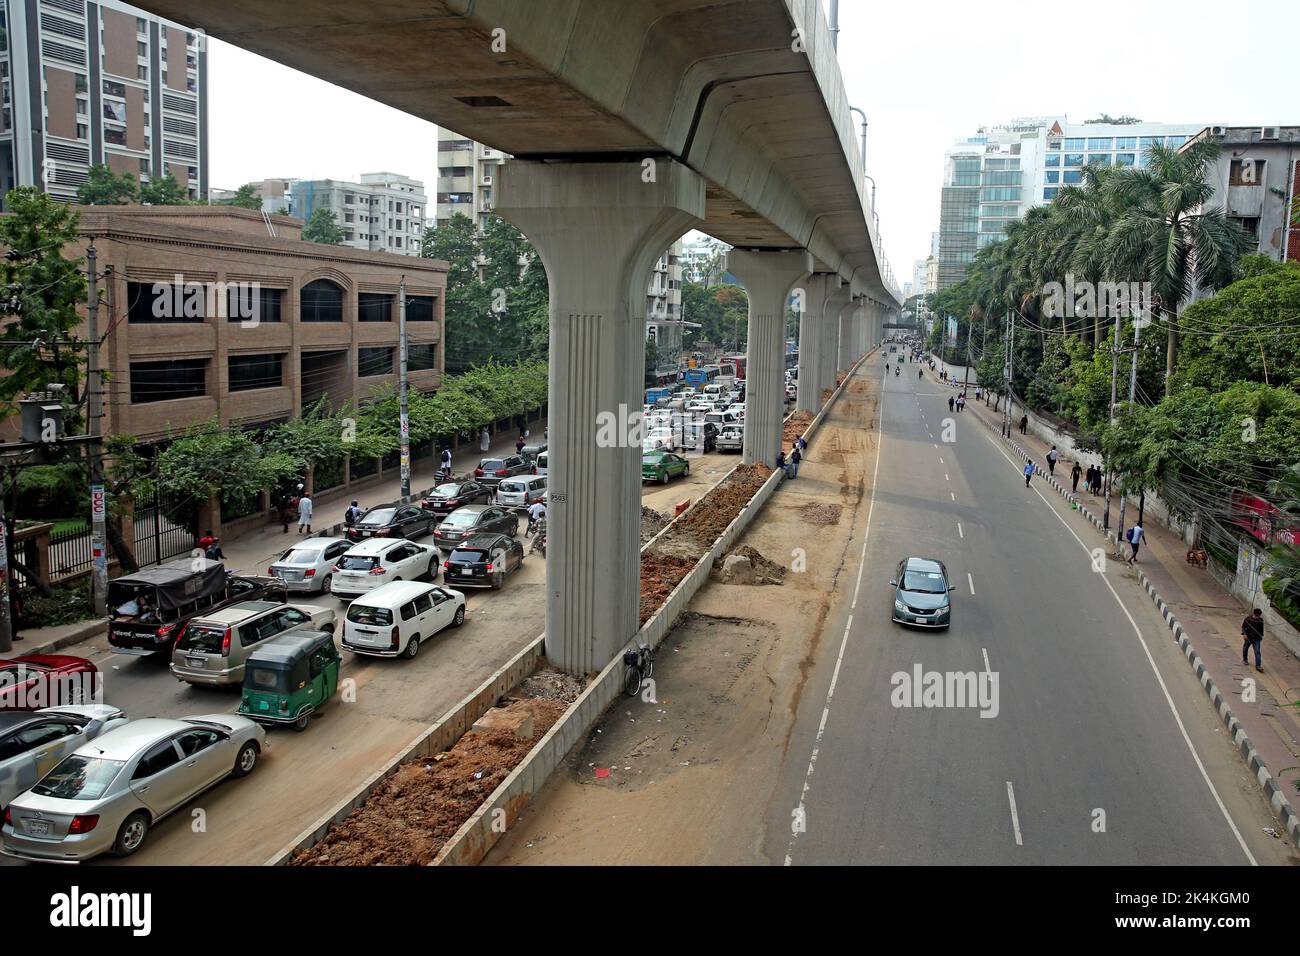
(526, 499, 547, 537)
(894, 366, 900, 377)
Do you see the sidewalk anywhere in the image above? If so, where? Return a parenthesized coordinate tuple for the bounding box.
(11, 420, 546, 653)
(941, 364, 1300, 816)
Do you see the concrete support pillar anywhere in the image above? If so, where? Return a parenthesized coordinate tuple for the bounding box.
(727, 249, 809, 465)
(795, 272, 836, 413)
(497, 159, 705, 676)
(851, 298, 866, 362)
(820, 283, 850, 397)
(837, 298, 857, 373)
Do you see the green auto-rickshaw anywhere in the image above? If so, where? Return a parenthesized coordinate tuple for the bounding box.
(237, 629, 341, 731)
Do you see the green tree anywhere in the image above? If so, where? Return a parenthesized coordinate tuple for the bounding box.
(302, 208, 345, 245)
(421, 213, 488, 371)
(138, 172, 188, 205)
(0, 188, 87, 415)
(224, 183, 263, 211)
(76, 164, 138, 205)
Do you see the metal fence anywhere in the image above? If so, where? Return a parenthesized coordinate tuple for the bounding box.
(132, 488, 195, 567)
(48, 520, 92, 579)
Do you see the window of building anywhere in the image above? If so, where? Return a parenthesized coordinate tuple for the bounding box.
(358, 292, 393, 322)
(226, 287, 282, 323)
(1087, 153, 1112, 166)
(1230, 216, 1260, 246)
(1086, 137, 1112, 150)
(979, 220, 1006, 233)
(103, 101, 126, 122)
(358, 347, 394, 377)
(130, 360, 205, 403)
(1115, 137, 1137, 149)
(978, 187, 1018, 202)
(136, 16, 146, 32)
(137, 41, 147, 57)
(1043, 187, 1059, 201)
(1167, 136, 1186, 148)
(1044, 153, 1060, 167)
(103, 79, 125, 97)
(1063, 170, 1083, 184)
(137, 65, 148, 80)
(228, 354, 283, 392)
(1229, 158, 1265, 185)
(1045, 170, 1059, 184)
(406, 296, 435, 322)
(76, 123, 87, 140)
(1064, 138, 1085, 150)
(127, 281, 205, 323)
(1114, 153, 1136, 167)
(139, 158, 149, 172)
(300, 279, 343, 322)
(1139, 136, 1163, 149)
(1064, 153, 1084, 167)
(408, 344, 436, 371)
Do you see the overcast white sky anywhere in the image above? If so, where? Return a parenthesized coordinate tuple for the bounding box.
(209, 0, 1300, 282)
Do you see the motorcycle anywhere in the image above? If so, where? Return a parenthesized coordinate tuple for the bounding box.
(526, 511, 545, 537)
(529, 518, 547, 557)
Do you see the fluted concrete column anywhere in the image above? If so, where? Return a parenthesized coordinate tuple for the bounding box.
(796, 272, 837, 413)
(837, 297, 858, 373)
(728, 249, 809, 466)
(820, 283, 850, 395)
(497, 159, 705, 675)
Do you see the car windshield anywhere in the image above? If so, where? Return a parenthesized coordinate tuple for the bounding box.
(281, 549, 320, 565)
(338, 555, 379, 571)
(442, 512, 476, 526)
(450, 548, 489, 563)
(902, 570, 947, 593)
(32, 755, 125, 800)
(362, 508, 397, 525)
(347, 605, 393, 626)
(177, 623, 227, 652)
(432, 484, 461, 497)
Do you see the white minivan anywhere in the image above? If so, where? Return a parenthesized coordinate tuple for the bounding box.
(535, 451, 548, 477)
(497, 474, 547, 509)
(341, 580, 466, 659)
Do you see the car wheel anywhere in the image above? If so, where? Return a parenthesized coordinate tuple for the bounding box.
(491, 572, 503, 590)
(293, 713, 311, 732)
(452, 605, 466, 628)
(112, 812, 150, 857)
(684, 464, 691, 476)
(660, 471, 669, 485)
(426, 558, 438, 580)
(404, 636, 420, 660)
(232, 741, 259, 776)
(319, 574, 332, 594)
(322, 623, 335, 635)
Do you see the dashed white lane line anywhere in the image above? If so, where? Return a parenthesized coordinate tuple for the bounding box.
(979, 427, 1258, 866)
(967, 572, 975, 595)
(945, 473, 950, 481)
(939, 457, 944, 464)
(958, 522, 964, 539)
(950, 491, 955, 501)
(785, 378, 885, 867)
(982, 646, 992, 673)
(1006, 781, 1024, 846)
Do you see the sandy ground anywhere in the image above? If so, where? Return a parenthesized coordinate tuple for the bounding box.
(486, 371, 879, 865)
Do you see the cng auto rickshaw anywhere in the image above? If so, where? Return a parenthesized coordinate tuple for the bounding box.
(237, 630, 341, 731)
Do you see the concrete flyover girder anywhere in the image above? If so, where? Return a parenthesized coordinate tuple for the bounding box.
(727, 249, 809, 466)
(128, 0, 900, 306)
(496, 159, 706, 676)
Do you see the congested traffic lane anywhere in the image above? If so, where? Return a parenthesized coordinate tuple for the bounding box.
(1, 448, 738, 865)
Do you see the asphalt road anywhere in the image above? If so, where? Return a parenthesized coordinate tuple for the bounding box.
(2, 448, 740, 866)
(770, 356, 1288, 865)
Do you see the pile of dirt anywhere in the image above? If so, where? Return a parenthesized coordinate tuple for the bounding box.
(639, 552, 697, 625)
(836, 371, 848, 387)
(289, 694, 568, 866)
(799, 502, 843, 526)
(660, 463, 773, 551)
(821, 388, 833, 407)
(640, 505, 670, 546)
(783, 411, 813, 447)
(713, 544, 786, 586)
(518, 668, 585, 703)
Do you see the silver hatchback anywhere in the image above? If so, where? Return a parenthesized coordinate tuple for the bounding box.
(1, 714, 265, 862)
(496, 475, 547, 510)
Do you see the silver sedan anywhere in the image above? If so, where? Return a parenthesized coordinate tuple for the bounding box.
(1, 714, 265, 862)
(0, 705, 129, 813)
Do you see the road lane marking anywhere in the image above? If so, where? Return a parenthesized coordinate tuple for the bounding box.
(939, 457, 944, 464)
(958, 522, 964, 539)
(982, 647, 992, 673)
(950, 492, 955, 501)
(979, 427, 1258, 865)
(945, 473, 950, 482)
(785, 374, 883, 867)
(1006, 781, 1023, 846)
(967, 572, 975, 595)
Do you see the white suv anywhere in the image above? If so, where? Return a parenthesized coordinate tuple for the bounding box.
(330, 538, 440, 601)
(342, 581, 466, 659)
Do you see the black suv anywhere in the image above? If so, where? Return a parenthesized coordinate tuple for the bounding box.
(474, 455, 531, 488)
(443, 533, 526, 589)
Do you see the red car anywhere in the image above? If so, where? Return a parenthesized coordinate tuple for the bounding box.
(0, 655, 98, 711)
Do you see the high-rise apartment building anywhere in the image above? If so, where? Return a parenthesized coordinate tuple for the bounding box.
(0, 0, 207, 204)
(436, 128, 505, 232)
(291, 172, 428, 256)
(935, 117, 1204, 290)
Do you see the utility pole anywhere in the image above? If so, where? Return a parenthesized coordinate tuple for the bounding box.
(0, 491, 10, 652)
(962, 315, 974, 392)
(86, 242, 107, 617)
(398, 275, 411, 499)
(1002, 311, 1014, 437)
(1116, 321, 1142, 548)
(1103, 309, 1122, 533)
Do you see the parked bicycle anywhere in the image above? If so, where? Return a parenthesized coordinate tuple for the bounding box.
(622, 642, 655, 697)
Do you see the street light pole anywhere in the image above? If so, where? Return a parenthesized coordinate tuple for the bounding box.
(398, 275, 411, 499)
(849, 106, 868, 172)
(86, 242, 107, 616)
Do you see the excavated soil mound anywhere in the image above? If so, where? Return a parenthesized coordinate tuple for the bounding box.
(732, 545, 787, 583)
(639, 553, 697, 625)
(799, 502, 843, 526)
(640, 505, 670, 546)
(783, 411, 813, 447)
(289, 696, 568, 866)
(518, 668, 585, 703)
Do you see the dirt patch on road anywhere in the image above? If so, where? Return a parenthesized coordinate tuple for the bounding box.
(518, 667, 586, 703)
(639, 553, 698, 625)
(798, 502, 843, 526)
(288, 692, 569, 867)
(640, 505, 671, 546)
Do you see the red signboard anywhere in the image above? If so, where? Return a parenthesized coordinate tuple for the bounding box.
(1230, 490, 1298, 546)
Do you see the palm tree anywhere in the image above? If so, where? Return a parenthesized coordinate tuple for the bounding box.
(1053, 165, 1122, 347)
(1104, 141, 1247, 392)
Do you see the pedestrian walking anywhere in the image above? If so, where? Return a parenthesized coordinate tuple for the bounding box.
(515, 435, 526, 456)
(1071, 461, 1082, 493)
(297, 492, 313, 534)
(957, 394, 966, 412)
(344, 500, 364, 526)
(789, 445, 802, 479)
(948, 395, 955, 413)
(1046, 445, 1059, 476)
(796, 435, 807, 454)
(479, 427, 491, 454)
(440, 446, 452, 474)
(1023, 461, 1034, 488)
(1019, 414, 1028, 435)
(1124, 522, 1144, 564)
(1241, 608, 1265, 673)
(1093, 467, 1104, 495)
